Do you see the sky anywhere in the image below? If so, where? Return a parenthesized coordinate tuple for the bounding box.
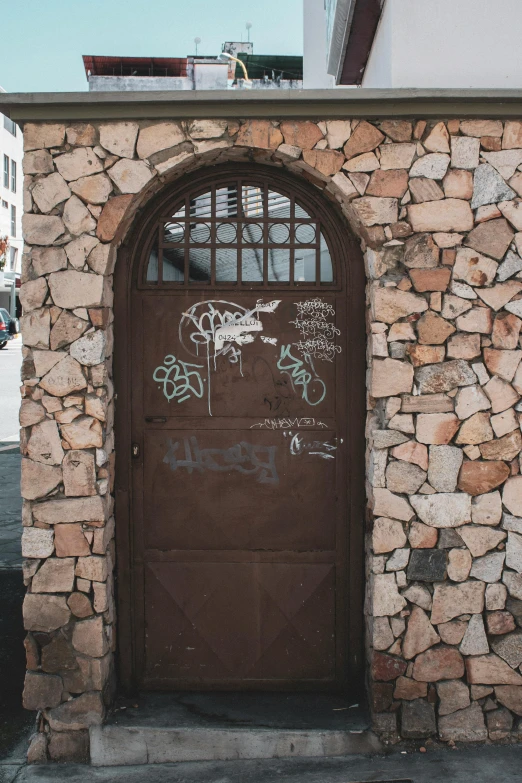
(1, 0, 303, 93)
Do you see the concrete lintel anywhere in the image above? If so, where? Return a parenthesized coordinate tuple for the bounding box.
(1, 89, 522, 122)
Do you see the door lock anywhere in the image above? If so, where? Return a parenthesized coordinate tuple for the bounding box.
(132, 443, 140, 459)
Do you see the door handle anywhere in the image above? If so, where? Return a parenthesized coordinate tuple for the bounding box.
(132, 443, 140, 459)
(145, 416, 167, 423)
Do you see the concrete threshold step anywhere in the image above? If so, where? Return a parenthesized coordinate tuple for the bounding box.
(89, 692, 381, 766)
(90, 724, 382, 766)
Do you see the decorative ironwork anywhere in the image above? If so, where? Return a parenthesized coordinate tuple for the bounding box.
(143, 177, 335, 287)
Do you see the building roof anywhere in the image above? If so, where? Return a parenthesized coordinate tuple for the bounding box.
(83, 56, 188, 79)
(1, 89, 522, 123)
(235, 55, 303, 82)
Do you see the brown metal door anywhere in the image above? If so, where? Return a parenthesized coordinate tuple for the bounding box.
(129, 170, 352, 689)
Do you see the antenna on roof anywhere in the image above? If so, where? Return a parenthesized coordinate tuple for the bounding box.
(246, 22, 252, 42)
(194, 37, 201, 56)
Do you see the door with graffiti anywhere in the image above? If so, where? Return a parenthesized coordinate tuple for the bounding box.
(128, 166, 362, 690)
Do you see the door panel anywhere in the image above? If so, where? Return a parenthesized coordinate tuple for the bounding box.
(128, 171, 353, 690)
(133, 290, 346, 687)
(144, 562, 336, 685)
(143, 296, 336, 419)
(143, 427, 337, 552)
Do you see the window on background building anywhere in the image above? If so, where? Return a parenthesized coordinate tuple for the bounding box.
(3, 155, 8, 189)
(3, 116, 17, 136)
(1, 200, 7, 209)
(11, 205, 16, 237)
(9, 246, 18, 271)
(11, 160, 16, 193)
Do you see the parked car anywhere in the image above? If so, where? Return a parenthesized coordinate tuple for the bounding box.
(0, 312, 10, 349)
(0, 308, 18, 349)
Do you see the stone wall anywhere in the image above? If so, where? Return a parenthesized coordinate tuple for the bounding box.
(19, 115, 522, 760)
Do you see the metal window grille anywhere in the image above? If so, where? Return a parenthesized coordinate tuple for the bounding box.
(144, 178, 335, 288)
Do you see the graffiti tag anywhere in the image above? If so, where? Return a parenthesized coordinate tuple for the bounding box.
(290, 297, 341, 362)
(163, 435, 279, 484)
(153, 355, 205, 404)
(250, 417, 327, 430)
(276, 344, 326, 407)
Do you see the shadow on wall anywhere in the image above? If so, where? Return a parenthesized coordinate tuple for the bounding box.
(0, 569, 34, 759)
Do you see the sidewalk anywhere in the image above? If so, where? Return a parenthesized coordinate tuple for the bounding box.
(1, 744, 522, 783)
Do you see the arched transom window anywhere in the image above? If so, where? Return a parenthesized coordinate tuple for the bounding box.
(143, 176, 335, 287)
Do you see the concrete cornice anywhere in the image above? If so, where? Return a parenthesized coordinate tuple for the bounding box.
(1, 88, 522, 122)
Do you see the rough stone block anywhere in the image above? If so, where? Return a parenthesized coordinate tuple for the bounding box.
(23, 671, 62, 711)
(32, 496, 106, 526)
(412, 646, 465, 682)
(431, 581, 485, 624)
(409, 493, 471, 528)
(107, 159, 154, 194)
(352, 197, 398, 227)
(55, 524, 91, 558)
(407, 549, 447, 582)
(96, 194, 134, 242)
(46, 692, 104, 731)
(437, 679, 470, 716)
(401, 699, 436, 738)
(408, 199, 473, 232)
(49, 270, 105, 309)
(23, 594, 70, 632)
(31, 558, 75, 593)
(438, 703, 487, 742)
(372, 651, 407, 682)
(457, 461, 510, 496)
(21, 459, 62, 501)
(22, 528, 54, 559)
(372, 573, 407, 617)
(39, 355, 87, 397)
(55, 147, 104, 181)
(72, 616, 109, 658)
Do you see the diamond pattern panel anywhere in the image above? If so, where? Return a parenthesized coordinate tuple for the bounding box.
(145, 562, 336, 683)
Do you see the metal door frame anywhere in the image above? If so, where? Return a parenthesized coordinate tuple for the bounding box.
(114, 164, 367, 695)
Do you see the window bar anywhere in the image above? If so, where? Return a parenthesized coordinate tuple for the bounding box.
(289, 194, 295, 285)
(315, 223, 321, 287)
(262, 183, 269, 285)
(184, 194, 190, 284)
(210, 185, 216, 286)
(237, 180, 243, 284)
(157, 223, 163, 285)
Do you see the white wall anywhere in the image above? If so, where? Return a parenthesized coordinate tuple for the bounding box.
(89, 76, 193, 91)
(303, 0, 335, 89)
(363, 0, 522, 88)
(0, 111, 23, 275)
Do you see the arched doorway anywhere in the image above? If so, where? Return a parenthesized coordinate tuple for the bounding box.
(114, 164, 366, 693)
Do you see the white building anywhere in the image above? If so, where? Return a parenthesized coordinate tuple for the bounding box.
(0, 87, 23, 314)
(310, 0, 522, 88)
(84, 43, 303, 92)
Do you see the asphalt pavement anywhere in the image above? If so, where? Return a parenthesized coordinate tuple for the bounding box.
(1, 744, 522, 783)
(0, 338, 32, 765)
